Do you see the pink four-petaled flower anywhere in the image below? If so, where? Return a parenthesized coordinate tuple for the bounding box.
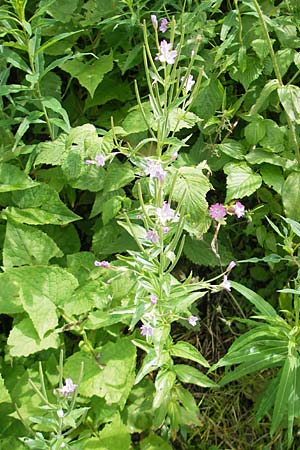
(156, 40, 177, 65)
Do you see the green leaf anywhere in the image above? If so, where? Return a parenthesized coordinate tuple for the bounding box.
(218, 140, 246, 160)
(64, 338, 136, 407)
(7, 318, 60, 357)
(168, 109, 200, 132)
(104, 162, 135, 193)
(140, 433, 173, 450)
(0, 271, 23, 314)
(45, 0, 79, 23)
(173, 165, 211, 223)
(0, 163, 36, 192)
(2, 191, 81, 225)
(245, 150, 286, 167)
(244, 120, 266, 145)
(0, 374, 10, 404)
(87, 413, 130, 450)
(102, 197, 122, 224)
(271, 356, 295, 436)
(278, 85, 300, 124)
(231, 281, 277, 317)
(153, 369, 176, 410)
(170, 341, 210, 367)
(260, 164, 284, 195)
(230, 56, 262, 89)
(3, 221, 63, 267)
(282, 172, 300, 221)
(174, 365, 217, 388)
(62, 52, 114, 98)
(63, 281, 108, 316)
(92, 221, 138, 256)
(249, 79, 280, 115)
(224, 162, 262, 201)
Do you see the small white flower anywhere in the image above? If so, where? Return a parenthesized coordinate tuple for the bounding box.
(221, 275, 231, 292)
(156, 40, 178, 64)
(188, 315, 198, 327)
(146, 229, 159, 244)
(156, 202, 179, 225)
(144, 159, 166, 182)
(57, 409, 64, 418)
(58, 378, 77, 397)
(181, 74, 195, 93)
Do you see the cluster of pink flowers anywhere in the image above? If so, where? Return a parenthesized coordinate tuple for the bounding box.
(151, 15, 168, 33)
(144, 159, 166, 182)
(85, 154, 106, 167)
(209, 201, 245, 221)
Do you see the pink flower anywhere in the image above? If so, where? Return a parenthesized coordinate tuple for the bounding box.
(156, 202, 179, 225)
(156, 40, 177, 64)
(234, 201, 245, 218)
(151, 14, 158, 28)
(181, 74, 195, 93)
(146, 229, 159, 244)
(85, 154, 106, 167)
(144, 159, 166, 182)
(58, 378, 77, 397)
(150, 294, 157, 305)
(188, 315, 198, 327)
(94, 260, 110, 268)
(227, 261, 236, 271)
(209, 203, 226, 221)
(140, 324, 154, 338)
(159, 18, 168, 33)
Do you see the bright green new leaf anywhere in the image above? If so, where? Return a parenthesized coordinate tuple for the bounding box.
(224, 162, 262, 201)
(8, 318, 60, 357)
(3, 220, 63, 267)
(62, 52, 114, 98)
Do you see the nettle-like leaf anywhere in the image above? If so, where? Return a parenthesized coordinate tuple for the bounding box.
(3, 220, 63, 267)
(7, 318, 60, 357)
(64, 338, 136, 407)
(278, 85, 300, 124)
(2, 184, 81, 225)
(0, 163, 36, 192)
(83, 413, 131, 450)
(282, 172, 300, 222)
(61, 51, 114, 98)
(224, 162, 262, 201)
(173, 164, 212, 235)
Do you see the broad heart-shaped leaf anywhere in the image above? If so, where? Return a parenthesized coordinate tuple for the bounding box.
(0, 163, 36, 192)
(224, 162, 262, 201)
(83, 414, 131, 450)
(282, 172, 300, 221)
(278, 85, 300, 124)
(62, 51, 114, 98)
(173, 164, 212, 225)
(103, 162, 135, 193)
(3, 220, 63, 267)
(4, 265, 78, 311)
(64, 338, 136, 407)
(174, 365, 217, 388)
(2, 195, 81, 225)
(260, 164, 284, 195)
(170, 341, 210, 368)
(7, 318, 60, 357)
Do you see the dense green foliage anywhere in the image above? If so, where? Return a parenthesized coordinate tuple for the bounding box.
(1, 0, 300, 448)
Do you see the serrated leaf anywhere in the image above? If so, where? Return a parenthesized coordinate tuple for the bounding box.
(278, 85, 300, 124)
(104, 162, 135, 193)
(282, 172, 300, 221)
(102, 197, 122, 224)
(64, 339, 136, 407)
(0, 163, 36, 192)
(8, 318, 60, 357)
(218, 140, 246, 160)
(244, 120, 266, 145)
(260, 164, 284, 195)
(173, 165, 212, 222)
(62, 52, 114, 98)
(224, 162, 262, 201)
(3, 221, 63, 267)
(249, 79, 280, 115)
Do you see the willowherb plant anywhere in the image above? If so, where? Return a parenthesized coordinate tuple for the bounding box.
(18, 352, 85, 449)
